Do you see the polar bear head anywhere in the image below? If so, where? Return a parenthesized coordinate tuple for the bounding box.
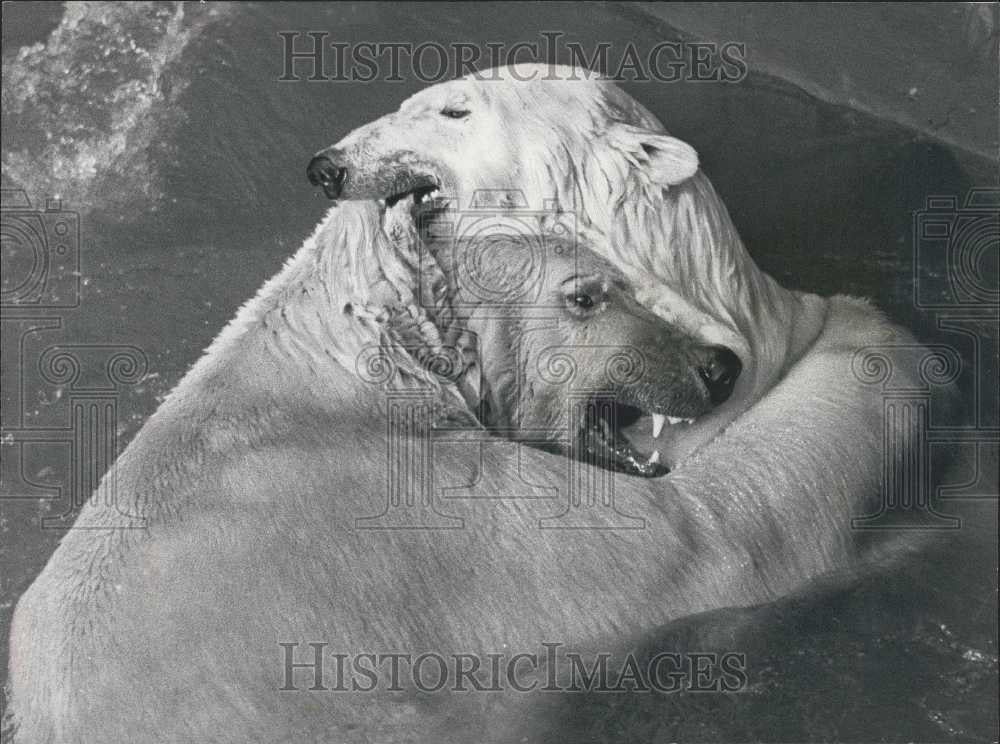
(308, 65, 810, 463)
(429, 232, 741, 475)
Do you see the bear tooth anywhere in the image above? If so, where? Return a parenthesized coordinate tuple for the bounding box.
(651, 413, 665, 438)
(666, 416, 683, 425)
(648, 450, 660, 465)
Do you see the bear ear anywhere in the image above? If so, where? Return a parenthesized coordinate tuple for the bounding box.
(605, 123, 699, 186)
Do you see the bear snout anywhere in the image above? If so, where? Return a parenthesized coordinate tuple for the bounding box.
(307, 151, 348, 199)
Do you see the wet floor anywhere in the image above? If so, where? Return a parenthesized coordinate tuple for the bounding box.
(1, 3, 997, 741)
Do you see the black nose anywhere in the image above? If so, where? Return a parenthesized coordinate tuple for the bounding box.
(697, 345, 742, 405)
(306, 155, 347, 200)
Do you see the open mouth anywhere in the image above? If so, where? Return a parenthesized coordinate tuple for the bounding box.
(384, 182, 440, 209)
(578, 399, 695, 477)
(380, 177, 451, 242)
(380, 168, 444, 214)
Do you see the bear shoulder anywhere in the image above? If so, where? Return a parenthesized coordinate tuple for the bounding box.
(816, 294, 917, 352)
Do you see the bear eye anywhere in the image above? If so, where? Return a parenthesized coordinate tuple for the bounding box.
(441, 108, 470, 119)
(563, 277, 606, 315)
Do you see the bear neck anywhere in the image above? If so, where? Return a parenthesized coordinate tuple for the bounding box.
(171, 202, 475, 428)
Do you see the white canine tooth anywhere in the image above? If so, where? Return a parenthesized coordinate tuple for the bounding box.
(651, 413, 666, 438)
(648, 450, 660, 465)
(684, 418, 694, 425)
(666, 416, 683, 425)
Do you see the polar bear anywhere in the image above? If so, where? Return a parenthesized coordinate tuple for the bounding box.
(430, 228, 743, 474)
(7, 66, 945, 743)
(306, 64, 874, 467)
(305, 63, 953, 525)
(5, 204, 804, 742)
